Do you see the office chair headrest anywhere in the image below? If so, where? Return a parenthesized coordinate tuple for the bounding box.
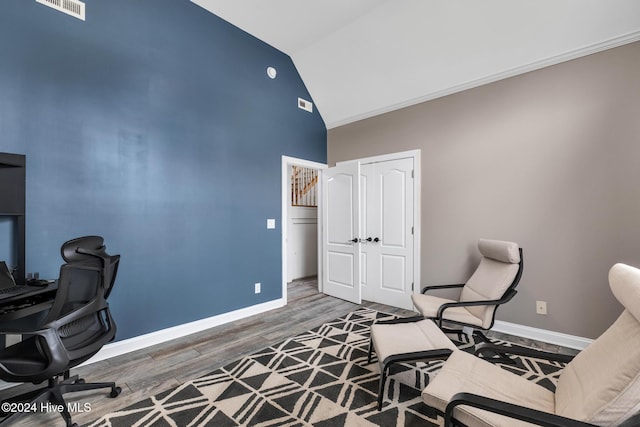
(61, 235, 106, 263)
(478, 239, 520, 264)
(609, 263, 640, 322)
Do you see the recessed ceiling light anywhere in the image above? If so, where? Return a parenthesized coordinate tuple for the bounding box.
(266, 66, 277, 79)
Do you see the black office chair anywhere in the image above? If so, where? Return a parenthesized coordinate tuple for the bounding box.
(61, 235, 120, 299)
(0, 236, 121, 427)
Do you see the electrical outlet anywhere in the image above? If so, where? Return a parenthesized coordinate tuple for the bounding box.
(254, 282, 261, 294)
(536, 300, 547, 315)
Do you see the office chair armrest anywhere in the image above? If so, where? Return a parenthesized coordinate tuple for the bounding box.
(50, 298, 107, 330)
(48, 299, 115, 361)
(475, 342, 576, 364)
(445, 392, 597, 427)
(420, 283, 465, 294)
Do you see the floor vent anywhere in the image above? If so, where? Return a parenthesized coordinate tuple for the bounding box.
(36, 0, 85, 21)
(298, 98, 313, 113)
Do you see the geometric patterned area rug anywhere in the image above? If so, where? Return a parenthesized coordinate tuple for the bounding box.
(85, 308, 565, 427)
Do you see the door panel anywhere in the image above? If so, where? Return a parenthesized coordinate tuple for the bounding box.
(361, 158, 414, 309)
(381, 168, 407, 248)
(327, 252, 354, 286)
(321, 162, 361, 304)
(381, 254, 406, 292)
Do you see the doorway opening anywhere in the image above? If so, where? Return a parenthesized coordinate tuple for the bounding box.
(282, 150, 420, 311)
(281, 156, 327, 305)
(287, 165, 319, 282)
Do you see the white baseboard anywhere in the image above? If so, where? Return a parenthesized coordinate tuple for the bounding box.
(0, 299, 285, 391)
(492, 320, 593, 350)
(80, 298, 286, 367)
(87, 307, 591, 364)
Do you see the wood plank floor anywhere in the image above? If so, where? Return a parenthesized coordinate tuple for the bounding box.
(1, 278, 418, 426)
(1, 278, 578, 426)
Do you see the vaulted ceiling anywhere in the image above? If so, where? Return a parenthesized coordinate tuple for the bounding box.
(191, 0, 640, 129)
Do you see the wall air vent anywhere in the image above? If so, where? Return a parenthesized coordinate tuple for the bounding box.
(36, 0, 85, 21)
(298, 98, 313, 113)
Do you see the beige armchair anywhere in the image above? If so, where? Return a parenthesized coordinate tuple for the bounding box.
(421, 262, 640, 427)
(412, 239, 523, 340)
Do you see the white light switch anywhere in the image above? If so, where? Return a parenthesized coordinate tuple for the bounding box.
(267, 218, 276, 229)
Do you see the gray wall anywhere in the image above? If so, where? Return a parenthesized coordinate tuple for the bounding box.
(328, 41, 640, 339)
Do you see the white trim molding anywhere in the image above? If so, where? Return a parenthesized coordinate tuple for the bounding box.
(493, 320, 593, 351)
(81, 298, 285, 367)
(327, 30, 640, 129)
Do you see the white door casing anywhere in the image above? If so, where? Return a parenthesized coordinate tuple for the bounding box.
(321, 162, 361, 304)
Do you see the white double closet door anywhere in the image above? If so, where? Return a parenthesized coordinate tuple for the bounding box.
(322, 155, 415, 310)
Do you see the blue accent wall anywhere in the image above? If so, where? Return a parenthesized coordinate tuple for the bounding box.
(0, 0, 326, 340)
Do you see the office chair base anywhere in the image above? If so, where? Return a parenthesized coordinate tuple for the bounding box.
(0, 375, 121, 427)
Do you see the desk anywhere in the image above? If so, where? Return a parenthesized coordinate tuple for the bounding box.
(0, 283, 58, 322)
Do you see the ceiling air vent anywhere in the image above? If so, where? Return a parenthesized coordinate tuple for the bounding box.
(36, 0, 85, 21)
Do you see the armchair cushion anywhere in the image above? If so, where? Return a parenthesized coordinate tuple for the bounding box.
(422, 263, 640, 427)
(461, 240, 520, 324)
(412, 239, 521, 330)
(371, 319, 457, 365)
(554, 263, 640, 425)
(422, 350, 554, 427)
(478, 239, 520, 264)
(609, 263, 640, 322)
(411, 295, 484, 327)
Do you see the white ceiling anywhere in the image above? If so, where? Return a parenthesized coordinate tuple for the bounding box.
(192, 0, 640, 129)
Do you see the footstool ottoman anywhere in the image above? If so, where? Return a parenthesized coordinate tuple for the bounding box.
(368, 318, 457, 410)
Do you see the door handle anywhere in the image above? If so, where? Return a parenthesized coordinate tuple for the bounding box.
(373, 237, 380, 243)
(366, 237, 372, 242)
(350, 238, 359, 243)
